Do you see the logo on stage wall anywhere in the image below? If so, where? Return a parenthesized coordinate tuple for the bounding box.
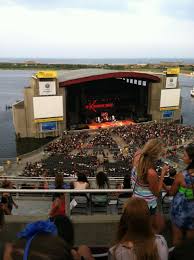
(39, 81, 56, 96)
(165, 76, 177, 89)
(85, 100, 113, 112)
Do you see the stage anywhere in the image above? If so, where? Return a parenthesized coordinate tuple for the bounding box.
(88, 119, 135, 129)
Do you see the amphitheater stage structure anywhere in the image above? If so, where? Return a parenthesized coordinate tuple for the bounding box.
(12, 69, 181, 138)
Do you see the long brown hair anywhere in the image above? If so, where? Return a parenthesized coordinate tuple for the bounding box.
(115, 197, 159, 260)
(55, 174, 64, 189)
(137, 138, 162, 183)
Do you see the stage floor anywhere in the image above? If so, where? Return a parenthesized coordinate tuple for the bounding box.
(88, 120, 135, 129)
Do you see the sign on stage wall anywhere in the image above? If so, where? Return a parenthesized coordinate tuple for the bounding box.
(160, 89, 180, 109)
(165, 76, 177, 89)
(33, 96, 63, 119)
(34, 117, 63, 123)
(36, 71, 57, 79)
(39, 81, 56, 96)
(162, 110, 174, 118)
(166, 67, 180, 75)
(40, 122, 57, 132)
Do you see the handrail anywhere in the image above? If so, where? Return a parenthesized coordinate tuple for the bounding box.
(0, 189, 132, 193)
(0, 177, 124, 182)
(0, 188, 133, 216)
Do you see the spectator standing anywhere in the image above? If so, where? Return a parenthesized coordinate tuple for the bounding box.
(1, 181, 18, 215)
(131, 139, 169, 232)
(169, 144, 194, 245)
(49, 193, 66, 220)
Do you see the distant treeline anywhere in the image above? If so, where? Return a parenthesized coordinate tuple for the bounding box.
(0, 62, 193, 73)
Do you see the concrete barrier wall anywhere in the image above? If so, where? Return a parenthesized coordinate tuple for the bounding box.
(0, 215, 120, 246)
(0, 215, 172, 247)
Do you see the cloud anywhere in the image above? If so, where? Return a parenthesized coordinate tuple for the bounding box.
(159, 0, 194, 21)
(1, 0, 130, 12)
(0, 0, 193, 58)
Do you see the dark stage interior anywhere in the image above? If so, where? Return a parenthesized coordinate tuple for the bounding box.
(66, 78, 151, 129)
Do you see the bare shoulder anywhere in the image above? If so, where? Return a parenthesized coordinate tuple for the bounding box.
(147, 168, 157, 178)
(176, 171, 184, 180)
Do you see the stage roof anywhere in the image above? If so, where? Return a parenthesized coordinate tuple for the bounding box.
(58, 69, 161, 87)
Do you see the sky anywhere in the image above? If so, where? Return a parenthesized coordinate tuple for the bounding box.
(0, 0, 193, 58)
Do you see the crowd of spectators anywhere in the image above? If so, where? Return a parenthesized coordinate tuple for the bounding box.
(20, 122, 194, 178)
(22, 154, 98, 177)
(44, 132, 90, 155)
(111, 122, 194, 147)
(2, 123, 194, 259)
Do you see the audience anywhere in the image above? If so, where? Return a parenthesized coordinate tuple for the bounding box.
(20, 122, 194, 178)
(2, 122, 194, 259)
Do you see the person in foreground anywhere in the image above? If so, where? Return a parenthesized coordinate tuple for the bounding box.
(131, 139, 169, 232)
(108, 197, 168, 260)
(0, 219, 94, 260)
(169, 143, 194, 246)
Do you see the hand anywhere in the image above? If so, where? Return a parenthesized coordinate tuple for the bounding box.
(15, 204, 18, 209)
(71, 249, 81, 260)
(161, 164, 169, 177)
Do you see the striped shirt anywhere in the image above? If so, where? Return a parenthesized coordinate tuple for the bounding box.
(131, 167, 157, 209)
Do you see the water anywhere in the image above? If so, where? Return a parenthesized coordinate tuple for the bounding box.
(0, 70, 37, 164)
(0, 57, 194, 65)
(0, 70, 194, 165)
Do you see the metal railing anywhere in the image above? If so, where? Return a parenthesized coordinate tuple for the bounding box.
(0, 188, 133, 217)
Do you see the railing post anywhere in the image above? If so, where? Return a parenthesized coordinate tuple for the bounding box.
(65, 192, 71, 217)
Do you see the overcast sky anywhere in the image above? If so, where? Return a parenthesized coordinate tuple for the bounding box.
(0, 0, 193, 58)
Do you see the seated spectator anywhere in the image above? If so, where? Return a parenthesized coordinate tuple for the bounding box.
(45, 173, 69, 190)
(44, 174, 70, 202)
(91, 172, 110, 204)
(118, 173, 132, 198)
(109, 197, 168, 260)
(72, 173, 89, 189)
(91, 171, 110, 189)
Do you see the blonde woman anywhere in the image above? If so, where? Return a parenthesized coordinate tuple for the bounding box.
(109, 197, 168, 260)
(131, 139, 169, 231)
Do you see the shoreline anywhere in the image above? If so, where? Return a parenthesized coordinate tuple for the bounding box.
(0, 62, 193, 75)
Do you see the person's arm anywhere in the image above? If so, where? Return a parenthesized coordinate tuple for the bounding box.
(12, 200, 18, 209)
(132, 150, 141, 168)
(168, 173, 182, 196)
(147, 165, 169, 197)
